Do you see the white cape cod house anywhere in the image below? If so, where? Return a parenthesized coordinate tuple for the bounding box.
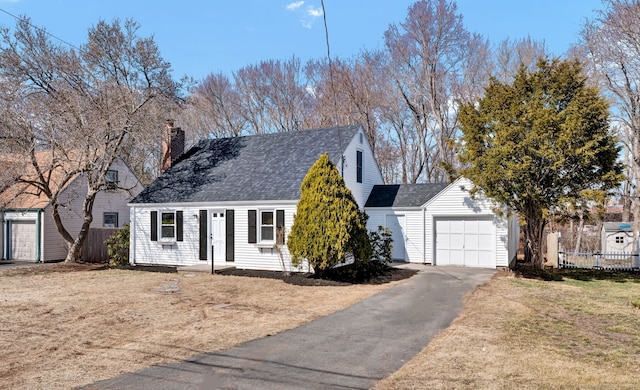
(128, 125, 518, 271)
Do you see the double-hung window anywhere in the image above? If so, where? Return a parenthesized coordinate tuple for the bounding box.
(161, 212, 176, 239)
(248, 209, 284, 245)
(151, 210, 183, 242)
(260, 211, 274, 242)
(105, 170, 119, 190)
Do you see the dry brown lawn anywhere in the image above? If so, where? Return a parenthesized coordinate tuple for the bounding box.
(376, 269, 640, 389)
(0, 264, 396, 389)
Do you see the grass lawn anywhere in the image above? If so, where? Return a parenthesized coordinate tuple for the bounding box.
(376, 267, 640, 389)
(0, 263, 399, 389)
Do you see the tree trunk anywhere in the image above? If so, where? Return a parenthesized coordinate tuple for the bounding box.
(523, 214, 547, 268)
(574, 211, 584, 253)
(64, 191, 97, 263)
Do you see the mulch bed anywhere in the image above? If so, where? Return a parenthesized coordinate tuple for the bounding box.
(216, 264, 417, 286)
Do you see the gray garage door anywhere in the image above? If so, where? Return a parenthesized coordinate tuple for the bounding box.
(10, 221, 37, 261)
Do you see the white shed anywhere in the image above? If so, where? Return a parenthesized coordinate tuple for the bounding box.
(601, 222, 633, 253)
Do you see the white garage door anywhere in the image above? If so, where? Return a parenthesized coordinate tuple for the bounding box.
(435, 217, 495, 268)
(10, 221, 37, 261)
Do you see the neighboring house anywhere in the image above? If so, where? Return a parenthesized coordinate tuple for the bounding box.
(601, 222, 634, 253)
(128, 125, 383, 271)
(365, 177, 519, 268)
(129, 125, 519, 271)
(0, 157, 144, 262)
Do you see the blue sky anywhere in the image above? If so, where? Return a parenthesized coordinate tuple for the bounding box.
(0, 0, 604, 81)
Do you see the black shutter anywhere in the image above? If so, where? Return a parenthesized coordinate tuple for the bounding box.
(150, 211, 158, 241)
(176, 211, 183, 242)
(248, 210, 257, 243)
(276, 209, 285, 245)
(199, 210, 208, 260)
(226, 210, 235, 262)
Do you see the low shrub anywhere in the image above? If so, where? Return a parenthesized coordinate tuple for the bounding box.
(105, 224, 130, 267)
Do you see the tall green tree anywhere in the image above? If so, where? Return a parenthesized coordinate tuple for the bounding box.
(458, 58, 623, 268)
(288, 153, 371, 276)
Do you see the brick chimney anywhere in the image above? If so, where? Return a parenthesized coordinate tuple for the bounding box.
(161, 119, 185, 173)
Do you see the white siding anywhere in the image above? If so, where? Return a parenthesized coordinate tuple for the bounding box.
(424, 177, 511, 268)
(341, 128, 384, 208)
(131, 202, 309, 272)
(93, 159, 143, 229)
(365, 208, 425, 263)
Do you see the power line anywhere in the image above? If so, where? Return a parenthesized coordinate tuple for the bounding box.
(320, 0, 339, 127)
(0, 7, 82, 52)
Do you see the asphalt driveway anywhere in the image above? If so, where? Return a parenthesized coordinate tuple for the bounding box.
(82, 265, 495, 390)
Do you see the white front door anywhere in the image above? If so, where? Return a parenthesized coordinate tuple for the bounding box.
(211, 211, 226, 265)
(386, 214, 406, 261)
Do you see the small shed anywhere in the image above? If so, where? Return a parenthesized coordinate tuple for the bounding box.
(601, 222, 634, 253)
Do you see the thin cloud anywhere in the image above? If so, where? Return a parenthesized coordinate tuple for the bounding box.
(286, 1, 323, 29)
(301, 5, 323, 29)
(286, 1, 304, 11)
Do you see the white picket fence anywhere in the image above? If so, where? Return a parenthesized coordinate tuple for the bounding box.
(559, 251, 640, 271)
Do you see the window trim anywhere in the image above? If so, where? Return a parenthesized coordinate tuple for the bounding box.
(160, 211, 176, 240)
(103, 212, 119, 228)
(259, 210, 275, 243)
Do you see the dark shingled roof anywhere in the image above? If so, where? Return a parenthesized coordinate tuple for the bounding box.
(364, 183, 449, 208)
(131, 125, 361, 204)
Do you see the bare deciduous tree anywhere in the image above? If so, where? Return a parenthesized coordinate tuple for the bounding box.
(383, 0, 489, 182)
(0, 18, 179, 262)
(575, 0, 640, 232)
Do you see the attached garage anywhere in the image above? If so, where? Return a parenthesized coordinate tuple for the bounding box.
(425, 178, 519, 268)
(366, 177, 519, 269)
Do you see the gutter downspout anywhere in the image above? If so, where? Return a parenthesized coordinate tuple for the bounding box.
(129, 206, 136, 265)
(422, 207, 426, 264)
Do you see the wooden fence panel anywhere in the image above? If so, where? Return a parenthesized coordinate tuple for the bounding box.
(82, 228, 120, 263)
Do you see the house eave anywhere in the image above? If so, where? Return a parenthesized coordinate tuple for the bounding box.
(128, 199, 300, 208)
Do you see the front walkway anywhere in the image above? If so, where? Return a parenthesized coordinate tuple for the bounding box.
(82, 265, 494, 389)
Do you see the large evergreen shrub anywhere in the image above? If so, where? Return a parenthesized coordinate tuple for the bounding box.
(288, 153, 371, 276)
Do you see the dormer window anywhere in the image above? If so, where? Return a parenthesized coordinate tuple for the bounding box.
(105, 170, 118, 190)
